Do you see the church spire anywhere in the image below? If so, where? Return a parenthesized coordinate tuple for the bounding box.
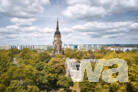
(55, 18, 61, 35)
(53, 19, 62, 56)
(56, 18, 59, 30)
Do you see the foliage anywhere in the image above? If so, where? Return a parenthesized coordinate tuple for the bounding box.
(39, 52, 51, 63)
(0, 50, 12, 75)
(35, 62, 46, 71)
(5, 80, 25, 92)
(48, 58, 66, 75)
(17, 48, 40, 66)
(27, 85, 39, 92)
(0, 48, 137, 92)
(57, 76, 74, 89)
(64, 48, 86, 59)
(0, 48, 74, 92)
(8, 48, 19, 58)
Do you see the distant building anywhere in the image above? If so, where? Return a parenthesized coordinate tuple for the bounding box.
(63, 44, 101, 51)
(0, 45, 52, 50)
(104, 46, 137, 52)
(0, 45, 11, 50)
(52, 20, 62, 56)
(78, 44, 101, 51)
(63, 44, 75, 50)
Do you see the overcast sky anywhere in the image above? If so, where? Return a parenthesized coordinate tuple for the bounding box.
(0, 0, 138, 45)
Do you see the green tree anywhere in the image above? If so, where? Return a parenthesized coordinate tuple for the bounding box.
(48, 58, 65, 75)
(12, 65, 37, 85)
(35, 71, 50, 91)
(109, 82, 120, 92)
(0, 84, 6, 92)
(0, 73, 11, 87)
(0, 50, 12, 75)
(5, 80, 25, 92)
(35, 62, 46, 71)
(42, 64, 58, 89)
(27, 85, 39, 92)
(18, 48, 32, 59)
(17, 49, 40, 66)
(39, 52, 51, 63)
(8, 48, 19, 58)
(57, 76, 73, 89)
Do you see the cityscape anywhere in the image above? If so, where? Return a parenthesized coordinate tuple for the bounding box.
(0, 44, 138, 52)
(0, 0, 138, 92)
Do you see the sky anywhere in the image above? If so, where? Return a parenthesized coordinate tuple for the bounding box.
(0, 0, 138, 45)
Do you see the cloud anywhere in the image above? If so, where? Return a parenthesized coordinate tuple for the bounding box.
(0, 0, 52, 44)
(0, 0, 51, 29)
(72, 21, 138, 39)
(129, 23, 138, 29)
(130, 36, 138, 40)
(67, 0, 91, 5)
(72, 21, 133, 31)
(0, 21, 137, 44)
(60, 28, 73, 35)
(0, 0, 137, 44)
(0, 0, 50, 18)
(62, 4, 106, 20)
(63, 0, 138, 20)
(0, 24, 74, 44)
(103, 33, 125, 38)
(10, 18, 36, 27)
(40, 0, 50, 5)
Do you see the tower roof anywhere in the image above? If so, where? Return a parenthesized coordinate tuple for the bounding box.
(55, 19, 61, 35)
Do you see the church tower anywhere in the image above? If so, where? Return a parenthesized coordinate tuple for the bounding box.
(52, 20, 62, 56)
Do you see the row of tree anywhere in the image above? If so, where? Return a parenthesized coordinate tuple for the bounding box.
(0, 48, 73, 92)
(0, 48, 137, 92)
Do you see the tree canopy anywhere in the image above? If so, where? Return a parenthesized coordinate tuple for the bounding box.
(0, 48, 137, 92)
